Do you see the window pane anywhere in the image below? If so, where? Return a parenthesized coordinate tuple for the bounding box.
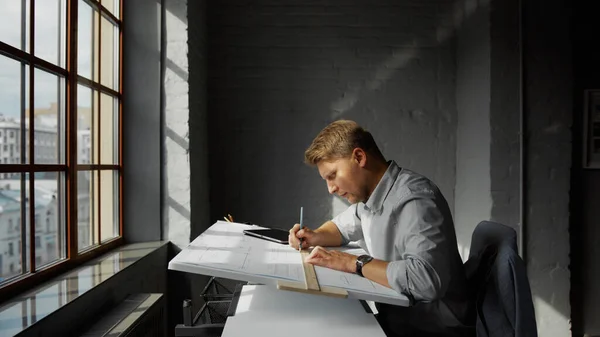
(34, 173, 64, 270)
(100, 93, 117, 164)
(92, 90, 99, 164)
(101, 0, 119, 19)
(34, 0, 67, 67)
(0, 173, 29, 284)
(100, 170, 118, 242)
(0, 0, 28, 51)
(93, 8, 100, 84)
(77, 170, 96, 251)
(34, 68, 65, 165)
(0, 55, 29, 164)
(100, 16, 118, 90)
(78, 0, 97, 80)
(25, 64, 30, 164)
(77, 84, 94, 164)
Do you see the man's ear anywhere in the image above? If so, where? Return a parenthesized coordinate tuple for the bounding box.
(352, 148, 367, 167)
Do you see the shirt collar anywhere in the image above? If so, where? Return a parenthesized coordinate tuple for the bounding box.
(364, 160, 401, 213)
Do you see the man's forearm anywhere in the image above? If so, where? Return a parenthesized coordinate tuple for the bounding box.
(362, 259, 391, 289)
(313, 221, 344, 247)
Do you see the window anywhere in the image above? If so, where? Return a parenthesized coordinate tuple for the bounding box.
(0, 0, 122, 297)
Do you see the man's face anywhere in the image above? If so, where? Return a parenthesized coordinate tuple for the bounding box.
(316, 154, 368, 204)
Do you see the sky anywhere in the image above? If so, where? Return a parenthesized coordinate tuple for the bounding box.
(0, 0, 93, 118)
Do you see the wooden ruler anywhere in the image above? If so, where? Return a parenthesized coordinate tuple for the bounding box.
(276, 249, 348, 298)
(300, 250, 320, 291)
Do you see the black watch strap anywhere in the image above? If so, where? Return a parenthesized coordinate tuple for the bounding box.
(355, 255, 374, 277)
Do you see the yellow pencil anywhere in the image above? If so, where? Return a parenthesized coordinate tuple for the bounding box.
(223, 216, 231, 222)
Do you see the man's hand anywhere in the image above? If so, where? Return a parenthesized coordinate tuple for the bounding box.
(304, 246, 357, 274)
(288, 223, 317, 250)
(289, 220, 345, 249)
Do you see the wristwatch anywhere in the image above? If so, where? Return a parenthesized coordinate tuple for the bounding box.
(355, 254, 374, 277)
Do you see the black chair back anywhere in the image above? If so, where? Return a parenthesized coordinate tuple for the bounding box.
(464, 221, 537, 337)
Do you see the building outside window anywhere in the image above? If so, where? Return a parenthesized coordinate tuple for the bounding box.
(0, 0, 123, 295)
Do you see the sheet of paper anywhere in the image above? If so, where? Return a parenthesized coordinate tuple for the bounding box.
(172, 221, 304, 282)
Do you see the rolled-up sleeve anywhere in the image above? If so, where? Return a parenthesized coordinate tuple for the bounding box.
(331, 204, 363, 245)
(386, 194, 452, 302)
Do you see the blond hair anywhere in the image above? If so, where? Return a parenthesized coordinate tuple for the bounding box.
(304, 120, 385, 165)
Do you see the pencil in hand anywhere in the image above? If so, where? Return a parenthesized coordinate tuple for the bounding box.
(298, 207, 303, 252)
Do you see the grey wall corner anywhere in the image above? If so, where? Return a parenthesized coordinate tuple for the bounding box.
(524, 0, 572, 335)
(454, 0, 492, 260)
(187, 0, 210, 239)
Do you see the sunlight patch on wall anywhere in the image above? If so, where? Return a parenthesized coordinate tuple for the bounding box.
(329, 0, 482, 120)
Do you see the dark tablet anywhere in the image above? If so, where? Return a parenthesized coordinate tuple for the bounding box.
(243, 228, 289, 244)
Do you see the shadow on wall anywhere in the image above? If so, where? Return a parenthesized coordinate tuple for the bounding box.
(327, 0, 490, 246)
(328, 0, 491, 243)
(329, 0, 488, 227)
(329, 0, 481, 120)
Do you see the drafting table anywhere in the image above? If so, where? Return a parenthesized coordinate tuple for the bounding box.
(168, 221, 410, 306)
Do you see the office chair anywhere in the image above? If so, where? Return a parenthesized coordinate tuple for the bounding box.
(464, 221, 537, 337)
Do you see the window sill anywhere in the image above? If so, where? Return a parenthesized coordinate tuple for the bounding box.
(0, 241, 169, 336)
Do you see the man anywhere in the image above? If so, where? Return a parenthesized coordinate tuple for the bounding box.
(289, 120, 471, 337)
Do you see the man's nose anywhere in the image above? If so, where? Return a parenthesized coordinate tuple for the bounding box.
(327, 182, 338, 194)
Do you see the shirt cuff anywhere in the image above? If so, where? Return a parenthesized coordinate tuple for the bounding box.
(386, 260, 411, 298)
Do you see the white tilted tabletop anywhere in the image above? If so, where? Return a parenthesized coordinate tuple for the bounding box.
(168, 221, 410, 306)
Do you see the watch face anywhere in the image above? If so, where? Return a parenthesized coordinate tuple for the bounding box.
(356, 255, 372, 277)
(358, 255, 372, 264)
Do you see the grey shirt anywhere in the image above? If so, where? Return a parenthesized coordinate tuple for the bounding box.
(331, 161, 469, 335)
